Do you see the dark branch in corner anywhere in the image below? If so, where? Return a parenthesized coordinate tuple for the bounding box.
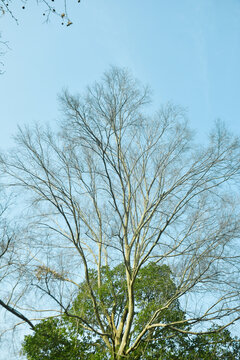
(0, 299, 35, 330)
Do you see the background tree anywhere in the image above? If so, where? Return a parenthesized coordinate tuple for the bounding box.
(1, 67, 240, 359)
(22, 320, 240, 359)
(22, 263, 240, 360)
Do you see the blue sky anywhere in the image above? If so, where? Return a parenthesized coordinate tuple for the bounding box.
(0, 0, 240, 151)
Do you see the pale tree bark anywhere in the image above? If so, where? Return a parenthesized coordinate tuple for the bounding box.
(1, 67, 240, 359)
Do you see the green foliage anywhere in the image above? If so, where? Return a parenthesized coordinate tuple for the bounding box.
(134, 263, 185, 333)
(71, 263, 127, 330)
(21, 263, 240, 360)
(121, 325, 240, 360)
(21, 318, 93, 360)
(71, 262, 183, 339)
(157, 328, 240, 360)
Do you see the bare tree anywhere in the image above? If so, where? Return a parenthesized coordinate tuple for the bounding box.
(1, 67, 240, 359)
